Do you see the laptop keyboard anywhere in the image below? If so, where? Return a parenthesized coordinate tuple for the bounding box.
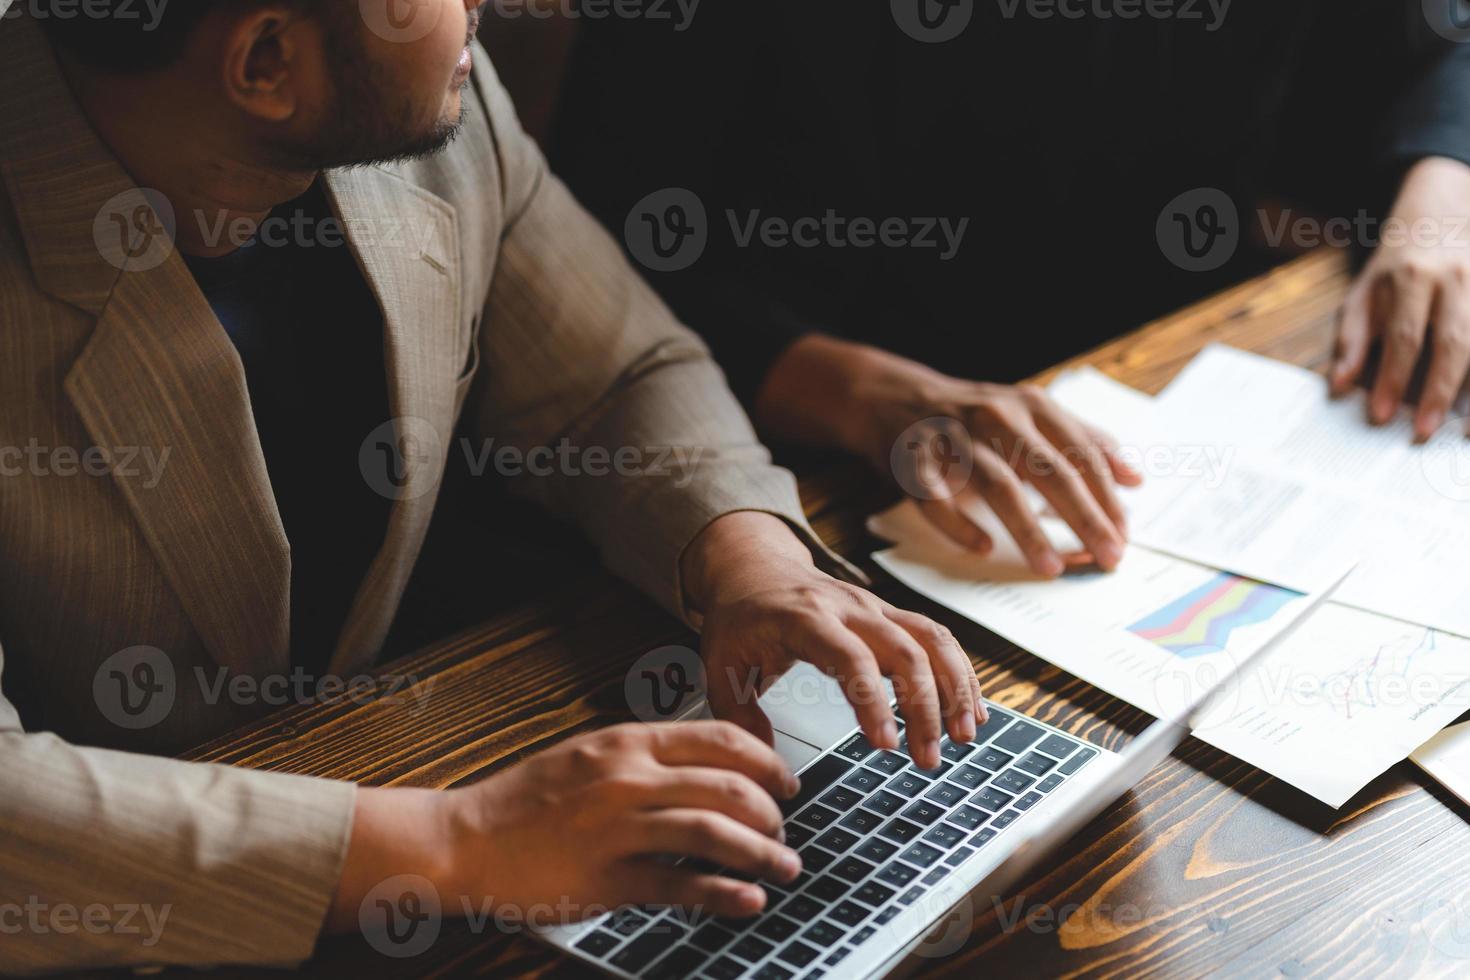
(570, 707, 1097, 979)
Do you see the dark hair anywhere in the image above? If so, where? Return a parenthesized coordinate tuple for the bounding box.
(36, 0, 288, 73)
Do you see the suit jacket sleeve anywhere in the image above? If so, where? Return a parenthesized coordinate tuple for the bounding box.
(466, 55, 861, 620)
(1383, 37, 1470, 172)
(0, 637, 357, 973)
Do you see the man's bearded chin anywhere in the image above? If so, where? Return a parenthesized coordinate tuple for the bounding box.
(266, 49, 471, 171)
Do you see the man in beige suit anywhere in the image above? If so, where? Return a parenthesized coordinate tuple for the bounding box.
(0, 0, 994, 971)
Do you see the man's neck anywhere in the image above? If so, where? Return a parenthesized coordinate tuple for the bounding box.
(55, 50, 316, 258)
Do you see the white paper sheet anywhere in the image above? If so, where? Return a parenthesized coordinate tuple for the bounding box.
(1050, 350, 1470, 638)
(1413, 721, 1470, 809)
(872, 498, 1470, 807)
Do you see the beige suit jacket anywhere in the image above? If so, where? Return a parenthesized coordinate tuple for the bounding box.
(0, 14, 844, 973)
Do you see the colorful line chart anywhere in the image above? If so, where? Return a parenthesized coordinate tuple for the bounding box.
(1315, 626, 1441, 719)
(1127, 572, 1301, 659)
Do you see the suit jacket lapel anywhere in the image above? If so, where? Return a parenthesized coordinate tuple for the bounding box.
(321, 168, 463, 675)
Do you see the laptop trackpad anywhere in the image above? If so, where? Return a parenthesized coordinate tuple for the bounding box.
(759, 661, 893, 751)
(674, 694, 823, 772)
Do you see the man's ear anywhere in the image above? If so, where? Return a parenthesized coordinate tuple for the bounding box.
(218, 8, 312, 124)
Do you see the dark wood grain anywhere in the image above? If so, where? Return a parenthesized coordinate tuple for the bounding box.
(175, 249, 1470, 980)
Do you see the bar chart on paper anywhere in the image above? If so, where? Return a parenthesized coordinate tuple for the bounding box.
(1127, 573, 1300, 660)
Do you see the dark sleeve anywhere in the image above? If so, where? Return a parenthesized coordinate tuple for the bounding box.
(1382, 38, 1470, 171)
(548, 15, 816, 406)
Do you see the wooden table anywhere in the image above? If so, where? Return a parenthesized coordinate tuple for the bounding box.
(183, 250, 1470, 979)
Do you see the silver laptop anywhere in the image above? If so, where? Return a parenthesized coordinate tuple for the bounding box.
(538, 582, 1335, 980)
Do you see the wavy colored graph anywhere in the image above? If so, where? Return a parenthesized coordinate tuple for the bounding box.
(1127, 573, 1299, 659)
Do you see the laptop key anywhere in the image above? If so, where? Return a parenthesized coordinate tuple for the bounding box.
(949, 764, 988, 790)
(805, 876, 849, 902)
(855, 837, 898, 864)
(923, 782, 966, 807)
(690, 923, 738, 953)
(902, 800, 944, 825)
(877, 862, 918, 887)
(783, 823, 815, 849)
(922, 824, 966, 849)
(573, 930, 620, 958)
(975, 708, 1013, 742)
(802, 921, 846, 947)
(1016, 751, 1058, 777)
(908, 758, 953, 779)
(875, 906, 901, 925)
(836, 732, 876, 762)
(1016, 791, 1043, 810)
(832, 856, 876, 884)
(752, 965, 794, 980)
(945, 845, 976, 867)
(819, 786, 863, 812)
(991, 809, 1021, 830)
(993, 721, 1045, 754)
(795, 803, 840, 830)
(867, 751, 907, 775)
(992, 770, 1035, 794)
(610, 930, 680, 972)
(862, 790, 906, 816)
(887, 772, 931, 798)
(729, 935, 775, 963)
(853, 926, 877, 943)
(839, 809, 882, 835)
(878, 818, 923, 844)
(646, 947, 706, 980)
(776, 894, 823, 921)
(975, 747, 1014, 772)
(799, 846, 837, 873)
(1058, 747, 1098, 775)
(940, 738, 976, 762)
(922, 867, 949, 885)
(755, 915, 800, 942)
(842, 768, 885, 794)
(945, 804, 988, 831)
(607, 908, 650, 936)
(1036, 733, 1077, 759)
(855, 880, 898, 907)
(815, 827, 860, 854)
(899, 886, 925, 906)
(776, 941, 821, 968)
(971, 786, 1015, 811)
(899, 842, 945, 868)
(825, 946, 853, 965)
(971, 827, 998, 846)
(830, 901, 870, 927)
(704, 955, 745, 980)
(781, 755, 853, 817)
(1037, 774, 1064, 793)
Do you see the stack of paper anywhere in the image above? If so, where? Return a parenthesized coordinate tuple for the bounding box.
(871, 348, 1470, 808)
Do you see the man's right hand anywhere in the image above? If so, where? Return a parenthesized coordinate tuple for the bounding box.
(328, 721, 803, 933)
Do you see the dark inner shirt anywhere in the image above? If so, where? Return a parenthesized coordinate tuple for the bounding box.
(184, 180, 392, 675)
